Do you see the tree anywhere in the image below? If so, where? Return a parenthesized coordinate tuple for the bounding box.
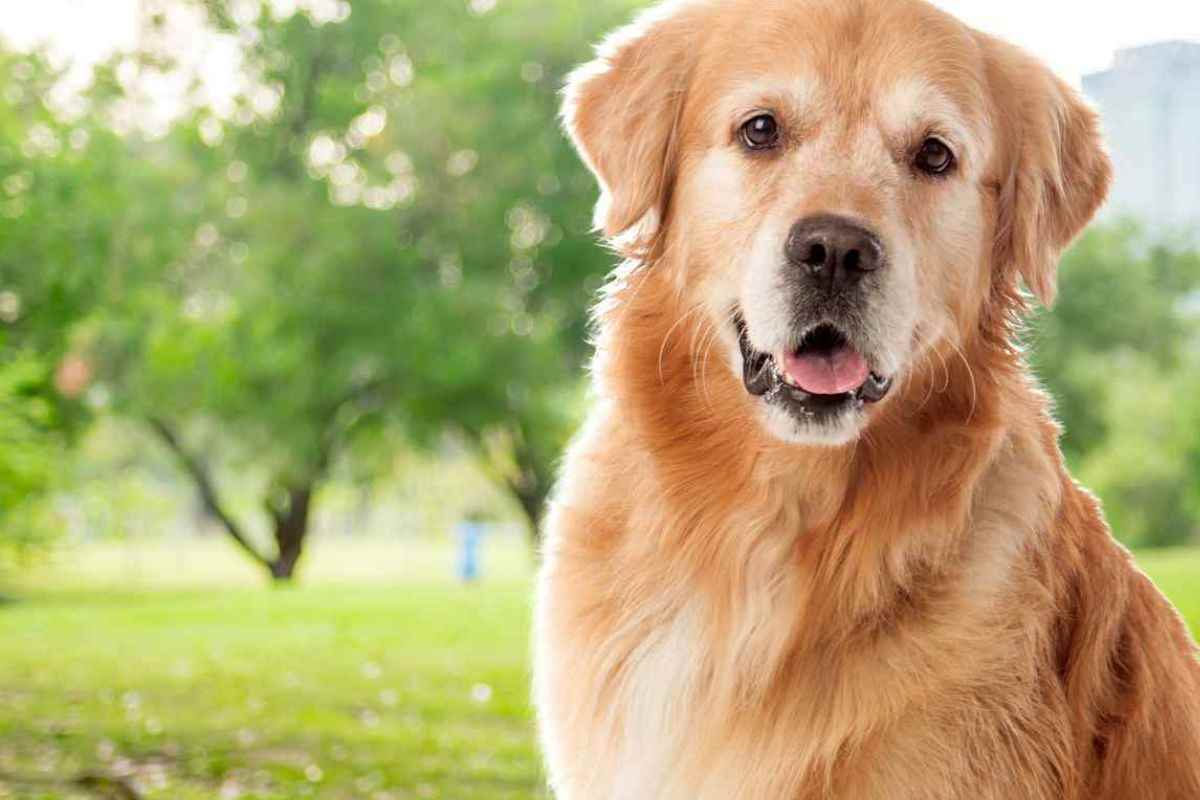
(1030, 222, 1200, 547)
(0, 47, 130, 550)
(48, 0, 641, 580)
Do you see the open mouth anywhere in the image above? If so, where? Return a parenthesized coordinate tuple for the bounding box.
(736, 316, 893, 416)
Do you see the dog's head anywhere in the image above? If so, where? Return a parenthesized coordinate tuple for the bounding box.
(565, 0, 1110, 445)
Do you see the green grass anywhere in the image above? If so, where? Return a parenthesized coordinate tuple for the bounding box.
(0, 539, 1197, 799)
(0, 537, 541, 799)
(1131, 548, 1200, 638)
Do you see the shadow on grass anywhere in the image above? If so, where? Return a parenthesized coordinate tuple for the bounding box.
(0, 771, 140, 799)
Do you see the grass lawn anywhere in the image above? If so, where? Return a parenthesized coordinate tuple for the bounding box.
(0, 537, 1197, 799)
(0, 537, 542, 800)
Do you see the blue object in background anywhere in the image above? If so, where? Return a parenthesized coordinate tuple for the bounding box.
(456, 520, 485, 583)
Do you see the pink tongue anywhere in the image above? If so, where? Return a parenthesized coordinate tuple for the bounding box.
(782, 345, 870, 395)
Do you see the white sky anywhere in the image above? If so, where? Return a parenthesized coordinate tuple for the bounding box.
(0, 1, 141, 66)
(1, 0, 1199, 89)
(935, 0, 1200, 84)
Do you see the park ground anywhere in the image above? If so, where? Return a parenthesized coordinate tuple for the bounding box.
(0, 538, 1197, 799)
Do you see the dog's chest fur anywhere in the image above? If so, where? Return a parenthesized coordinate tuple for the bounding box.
(606, 531, 806, 799)
(537, 454, 1059, 800)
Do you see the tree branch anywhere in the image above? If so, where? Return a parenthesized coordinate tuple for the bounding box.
(146, 416, 271, 569)
(310, 375, 386, 472)
(274, 45, 328, 178)
(463, 423, 550, 547)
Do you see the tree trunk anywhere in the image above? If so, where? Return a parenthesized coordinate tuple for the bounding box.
(467, 421, 555, 553)
(509, 478, 549, 554)
(266, 485, 313, 583)
(148, 417, 326, 584)
(494, 426, 554, 553)
(149, 417, 274, 574)
(268, 548, 303, 582)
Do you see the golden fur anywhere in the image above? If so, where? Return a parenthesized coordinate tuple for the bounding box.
(534, 1, 1200, 797)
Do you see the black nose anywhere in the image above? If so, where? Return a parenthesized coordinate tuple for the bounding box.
(784, 214, 885, 290)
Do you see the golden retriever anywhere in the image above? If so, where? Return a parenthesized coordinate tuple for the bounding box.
(533, 0, 1200, 797)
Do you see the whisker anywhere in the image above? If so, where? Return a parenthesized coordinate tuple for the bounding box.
(696, 307, 741, 412)
(658, 304, 704, 385)
(694, 322, 721, 409)
(698, 323, 726, 411)
(910, 328, 939, 413)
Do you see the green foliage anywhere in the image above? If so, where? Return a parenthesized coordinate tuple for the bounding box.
(1031, 222, 1200, 547)
(0, 0, 649, 574)
(0, 352, 61, 553)
(68, 0, 644, 562)
(0, 49, 110, 548)
(166, 0, 636, 469)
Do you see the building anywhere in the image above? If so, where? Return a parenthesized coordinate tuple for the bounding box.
(1083, 42, 1200, 232)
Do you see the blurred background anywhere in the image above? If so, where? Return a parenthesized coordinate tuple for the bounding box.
(0, 1, 1196, 798)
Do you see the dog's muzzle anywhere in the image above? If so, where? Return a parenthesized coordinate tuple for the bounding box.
(737, 316, 893, 419)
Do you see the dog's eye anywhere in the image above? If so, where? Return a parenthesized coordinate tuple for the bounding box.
(914, 137, 955, 176)
(740, 114, 780, 150)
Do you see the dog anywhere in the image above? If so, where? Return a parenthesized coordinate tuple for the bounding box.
(533, 0, 1200, 797)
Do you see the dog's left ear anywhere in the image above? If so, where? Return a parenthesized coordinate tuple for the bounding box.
(979, 33, 1112, 307)
(562, 1, 703, 246)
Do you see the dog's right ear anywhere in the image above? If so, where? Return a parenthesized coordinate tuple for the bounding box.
(562, 1, 703, 244)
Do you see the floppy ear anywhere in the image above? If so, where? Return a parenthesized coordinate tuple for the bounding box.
(562, 1, 702, 244)
(979, 33, 1112, 307)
